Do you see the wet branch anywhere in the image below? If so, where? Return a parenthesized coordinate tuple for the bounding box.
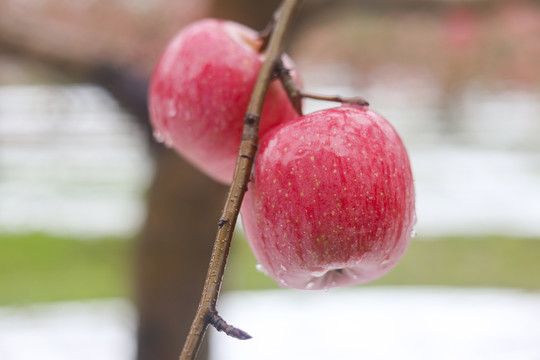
(178, 1, 303, 359)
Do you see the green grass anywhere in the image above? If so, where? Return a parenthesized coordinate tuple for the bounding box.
(1, 232, 539, 306)
(0, 232, 132, 305)
(224, 234, 540, 291)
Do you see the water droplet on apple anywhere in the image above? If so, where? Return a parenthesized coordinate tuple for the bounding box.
(279, 279, 288, 286)
(305, 281, 315, 290)
(255, 263, 268, 275)
(167, 101, 177, 118)
(153, 131, 165, 143)
(411, 229, 417, 238)
(163, 133, 174, 148)
(280, 264, 288, 272)
(310, 270, 327, 278)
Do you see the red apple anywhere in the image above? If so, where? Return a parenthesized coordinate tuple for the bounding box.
(149, 19, 300, 184)
(241, 105, 416, 290)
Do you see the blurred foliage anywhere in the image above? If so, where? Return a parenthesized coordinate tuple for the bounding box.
(224, 233, 540, 291)
(292, 1, 540, 91)
(0, 232, 539, 305)
(0, 233, 132, 305)
(373, 235, 540, 290)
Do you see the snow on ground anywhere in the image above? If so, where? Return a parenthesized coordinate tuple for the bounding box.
(211, 287, 540, 360)
(0, 85, 152, 238)
(1, 288, 540, 360)
(0, 299, 135, 360)
(412, 146, 540, 237)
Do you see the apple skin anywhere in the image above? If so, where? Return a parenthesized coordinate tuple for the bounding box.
(241, 105, 416, 290)
(149, 19, 300, 184)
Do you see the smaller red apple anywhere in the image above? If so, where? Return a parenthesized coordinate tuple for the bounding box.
(149, 19, 300, 184)
(241, 105, 416, 290)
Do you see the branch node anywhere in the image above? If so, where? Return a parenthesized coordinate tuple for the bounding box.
(207, 311, 252, 340)
(244, 113, 259, 125)
(217, 219, 228, 228)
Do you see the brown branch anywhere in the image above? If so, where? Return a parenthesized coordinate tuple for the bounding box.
(257, 5, 280, 53)
(301, 92, 370, 107)
(178, 1, 303, 359)
(206, 311, 252, 340)
(274, 58, 304, 115)
(275, 60, 369, 116)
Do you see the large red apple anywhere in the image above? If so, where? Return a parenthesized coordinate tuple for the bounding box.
(241, 105, 416, 290)
(149, 19, 300, 184)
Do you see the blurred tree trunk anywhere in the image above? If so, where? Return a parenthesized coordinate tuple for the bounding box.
(89, 62, 232, 360)
(209, 0, 281, 29)
(93, 66, 229, 360)
(136, 146, 227, 360)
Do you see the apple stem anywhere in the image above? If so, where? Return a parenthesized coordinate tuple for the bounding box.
(301, 92, 370, 107)
(179, 1, 303, 359)
(274, 60, 370, 116)
(274, 58, 304, 115)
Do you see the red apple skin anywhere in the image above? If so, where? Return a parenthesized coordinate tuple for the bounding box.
(241, 105, 416, 290)
(149, 19, 300, 184)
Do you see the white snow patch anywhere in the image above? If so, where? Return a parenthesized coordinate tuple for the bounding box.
(211, 287, 540, 360)
(0, 299, 135, 360)
(1, 289, 539, 359)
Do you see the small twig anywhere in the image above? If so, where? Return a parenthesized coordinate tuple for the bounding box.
(257, 6, 280, 53)
(275, 60, 369, 116)
(179, 1, 303, 359)
(206, 311, 252, 340)
(274, 58, 303, 115)
(301, 92, 370, 107)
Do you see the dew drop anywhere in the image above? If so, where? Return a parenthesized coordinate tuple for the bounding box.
(163, 133, 174, 148)
(153, 131, 165, 143)
(411, 229, 417, 238)
(279, 279, 288, 287)
(255, 263, 268, 275)
(311, 270, 327, 278)
(167, 101, 177, 117)
(279, 264, 288, 272)
(305, 281, 314, 290)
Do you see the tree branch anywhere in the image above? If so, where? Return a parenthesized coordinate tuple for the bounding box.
(178, 1, 303, 359)
(274, 59, 369, 116)
(300, 91, 369, 107)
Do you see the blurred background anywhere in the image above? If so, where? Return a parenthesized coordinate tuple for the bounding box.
(0, 0, 539, 359)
